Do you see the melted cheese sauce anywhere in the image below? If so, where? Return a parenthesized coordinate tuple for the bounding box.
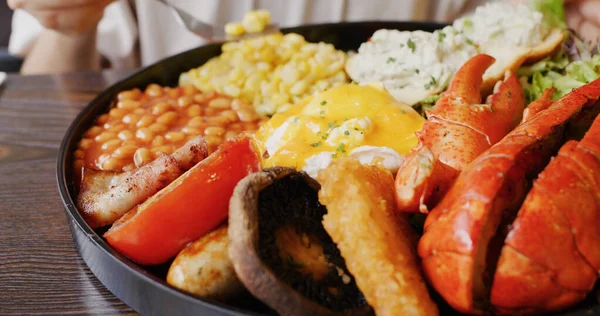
(256, 84, 425, 172)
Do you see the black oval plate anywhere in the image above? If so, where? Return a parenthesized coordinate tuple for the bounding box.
(57, 21, 600, 316)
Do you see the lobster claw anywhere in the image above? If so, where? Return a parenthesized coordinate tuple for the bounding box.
(395, 54, 525, 214)
(443, 54, 495, 104)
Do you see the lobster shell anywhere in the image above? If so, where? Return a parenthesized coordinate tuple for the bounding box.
(418, 78, 600, 314)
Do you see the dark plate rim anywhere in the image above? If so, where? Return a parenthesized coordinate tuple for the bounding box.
(55, 20, 600, 316)
(56, 20, 448, 315)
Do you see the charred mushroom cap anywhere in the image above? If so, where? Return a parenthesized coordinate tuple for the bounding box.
(228, 167, 371, 315)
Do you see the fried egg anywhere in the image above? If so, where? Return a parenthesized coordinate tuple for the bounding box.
(256, 83, 425, 177)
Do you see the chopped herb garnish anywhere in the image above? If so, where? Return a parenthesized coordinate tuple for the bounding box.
(466, 38, 474, 46)
(400, 109, 406, 114)
(354, 127, 360, 131)
(336, 143, 346, 154)
(293, 117, 299, 123)
(415, 69, 420, 74)
(311, 141, 322, 147)
(387, 57, 397, 64)
(332, 153, 338, 158)
(437, 32, 446, 43)
(407, 39, 416, 52)
(344, 130, 350, 136)
(320, 100, 327, 106)
(424, 76, 437, 90)
(321, 133, 329, 140)
(327, 122, 339, 129)
(320, 110, 325, 115)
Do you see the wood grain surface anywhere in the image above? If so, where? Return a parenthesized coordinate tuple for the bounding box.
(0, 71, 137, 315)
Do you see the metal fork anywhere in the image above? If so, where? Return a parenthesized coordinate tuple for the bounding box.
(155, 0, 280, 42)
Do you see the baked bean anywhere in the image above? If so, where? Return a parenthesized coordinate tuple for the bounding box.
(177, 96, 193, 107)
(101, 139, 122, 151)
(102, 157, 122, 170)
(74, 150, 85, 159)
(152, 135, 165, 146)
(152, 102, 171, 115)
(117, 100, 141, 110)
(237, 108, 258, 122)
(109, 108, 127, 119)
(152, 145, 173, 156)
(205, 135, 223, 148)
(134, 148, 152, 167)
(95, 132, 117, 143)
(188, 105, 202, 117)
(166, 87, 181, 99)
(204, 107, 219, 116)
(136, 128, 154, 143)
(208, 98, 231, 109)
(98, 153, 111, 165)
(112, 145, 138, 159)
(182, 85, 197, 96)
(220, 110, 239, 123)
(188, 116, 205, 128)
(165, 132, 185, 142)
(182, 126, 202, 135)
(74, 159, 85, 170)
(77, 86, 264, 173)
(231, 99, 250, 111)
(79, 138, 93, 150)
(118, 130, 134, 141)
(229, 123, 243, 130)
(193, 94, 207, 104)
(122, 114, 140, 125)
(136, 115, 154, 128)
(106, 123, 126, 133)
(149, 123, 168, 133)
(205, 126, 226, 136)
(206, 116, 230, 125)
(96, 114, 110, 125)
(204, 91, 218, 99)
(118, 88, 141, 101)
(166, 99, 177, 107)
(157, 111, 178, 125)
(85, 126, 103, 138)
(146, 84, 163, 97)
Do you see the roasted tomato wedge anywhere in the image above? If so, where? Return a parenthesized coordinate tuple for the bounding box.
(104, 136, 261, 265)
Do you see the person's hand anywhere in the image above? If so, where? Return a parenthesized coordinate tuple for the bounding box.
(7, 0, 115, 35)
(565, 0, 600, 45)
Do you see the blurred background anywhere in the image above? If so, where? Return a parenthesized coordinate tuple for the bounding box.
(0, 1, 22, 72)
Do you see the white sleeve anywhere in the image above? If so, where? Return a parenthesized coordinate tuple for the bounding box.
(8, 9, 43, 57)
(8, 0, 139, 69)
(97, 1, 139, 69)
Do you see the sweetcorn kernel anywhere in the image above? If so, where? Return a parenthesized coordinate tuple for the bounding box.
(225, 22, 245, 36)
(242, 11, 265, 33)
(253, 10, 271, 24)
(179, 32, 348, 116)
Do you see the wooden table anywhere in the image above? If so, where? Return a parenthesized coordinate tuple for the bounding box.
(0, 72, 136, 315)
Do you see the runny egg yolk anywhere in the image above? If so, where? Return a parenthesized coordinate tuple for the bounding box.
(256, 83, 426, 170)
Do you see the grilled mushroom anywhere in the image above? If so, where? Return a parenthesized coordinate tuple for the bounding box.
(228, 167, 371, 315)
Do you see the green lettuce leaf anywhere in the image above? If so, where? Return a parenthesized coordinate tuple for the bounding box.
(530, 0, 566, 29)
(523, 55, 600, 104)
